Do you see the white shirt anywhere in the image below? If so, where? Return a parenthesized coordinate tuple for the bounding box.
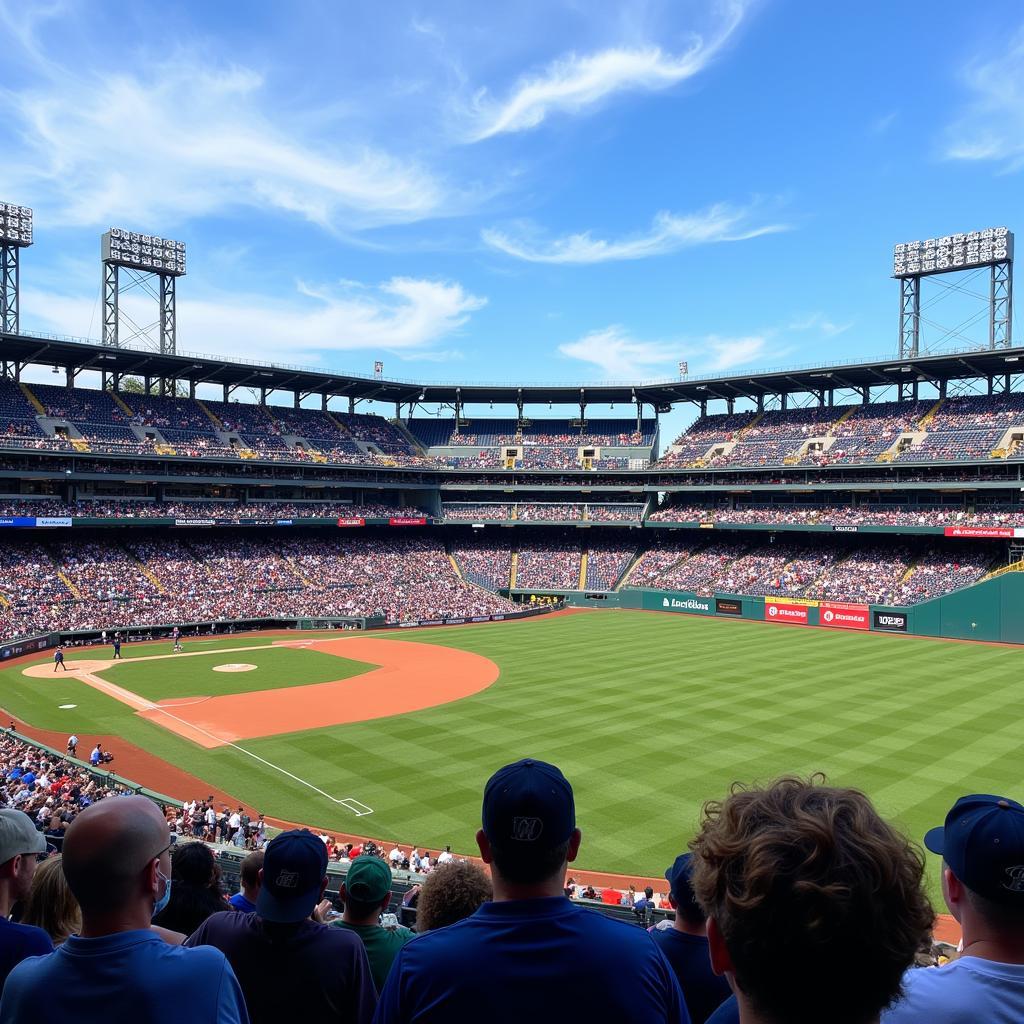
(437, 850, 454, 864)
(389, 847, 402, 863)
(205, 808, 217, 825)
(229, 812, 241, 829)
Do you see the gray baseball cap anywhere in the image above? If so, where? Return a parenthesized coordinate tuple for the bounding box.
(0, 809, 46, 864)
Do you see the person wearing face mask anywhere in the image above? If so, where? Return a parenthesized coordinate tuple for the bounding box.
(0, 796, 249, 1023)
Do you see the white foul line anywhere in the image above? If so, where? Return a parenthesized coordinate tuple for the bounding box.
(74, 670, 374, 817)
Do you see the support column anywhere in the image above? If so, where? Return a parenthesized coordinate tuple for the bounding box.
(899, 275, 921, 358)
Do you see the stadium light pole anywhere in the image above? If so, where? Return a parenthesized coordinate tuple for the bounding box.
(893, 227, 1014, 357)
(0, 204, 33, 335)
(101, 228, 187, 355)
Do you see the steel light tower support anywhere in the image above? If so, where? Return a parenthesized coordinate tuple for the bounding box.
(894, 228, 1014, 357)
(0, 245, 19, 334)
(159, 274, 176, 355)
(102, 262, 119, 347)
(898, 275, 921, 359)
(991, 260, 1013, 348)
(100, 229, 186, 355)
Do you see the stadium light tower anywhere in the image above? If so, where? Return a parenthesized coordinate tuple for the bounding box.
(0, 204, 33, 334)
(101, 228, 187, 354)
(893, 227, 1013, 358)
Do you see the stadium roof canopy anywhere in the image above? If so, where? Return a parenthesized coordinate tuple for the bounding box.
(4, 331, 1024, 409)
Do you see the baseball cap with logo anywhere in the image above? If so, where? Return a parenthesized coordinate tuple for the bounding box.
(482, 758, 575, 848)
(256, 829, 328, 923)
(665, 852, 701, 913)
(924, 794, 1024, 904)
(344, 854, 392, 905)
(0, 808, 46, 865)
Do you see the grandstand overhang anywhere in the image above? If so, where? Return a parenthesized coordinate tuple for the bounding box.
(4, 331, 1024, 407)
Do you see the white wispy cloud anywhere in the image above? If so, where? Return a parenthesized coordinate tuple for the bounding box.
(943, 29, 1024, 172)
(558, 324, 773, 379)
(0, 56, 451, 231)
(21, 277, 486, 365)
(787, 312, 852, 338)
(461, 2, 748, 141)
(483, 202, 786, 264)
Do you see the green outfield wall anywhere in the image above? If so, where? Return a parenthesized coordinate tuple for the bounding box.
(515, 572, 1024, 644)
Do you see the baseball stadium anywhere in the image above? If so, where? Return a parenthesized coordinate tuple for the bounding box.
(1, 223, 1022, 899)
(2, 5, 1024, 1020)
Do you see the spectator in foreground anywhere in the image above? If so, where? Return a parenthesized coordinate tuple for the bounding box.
(649, 854, 731, 1024)
(0, 796, 247, 1024)
(414, 860, 492, 932)
(691, 775, 933, 1024)
(185, 829, 376, 1024)
(0, 809, 52, 989)
(333, 855, 413, 992)
(228, 850, 263, 913)
(374, 757, 688, 1023)
(153, 840, 230, 934)
(20, 854, 81, 946)
(882, 793, 1024, 1023)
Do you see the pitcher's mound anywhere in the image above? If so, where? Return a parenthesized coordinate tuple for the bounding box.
(213, 663, 257, 673)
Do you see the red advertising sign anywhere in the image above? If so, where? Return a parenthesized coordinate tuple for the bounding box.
(818, 601, 869, 631)
(337, 517, 366, 527)
(944, 526, 1018, 539)
(389, 516, 427, 526)
(765, 601, 808, 625)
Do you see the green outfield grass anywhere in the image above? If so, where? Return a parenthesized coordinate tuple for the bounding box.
(4, 611, 1022, 896)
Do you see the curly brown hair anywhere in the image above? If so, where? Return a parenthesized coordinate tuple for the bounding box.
(416, 861, 492, 932)
(690, 775, 933, 1024)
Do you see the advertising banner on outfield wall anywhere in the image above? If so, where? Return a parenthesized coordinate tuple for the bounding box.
(873, 610, 908, 632)
(764, 596, 819, 608)
(337, 518, 366, 527)
(389, 516, 428, 526)
(656, 595, 713, 614)
(944, 526, 1024, 539)
(715, 598, 742, 616)
(819, 601, 870, 630)
(765, 601, 809, 625)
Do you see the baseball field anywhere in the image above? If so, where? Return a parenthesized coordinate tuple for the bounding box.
(4, 608, 1022, 897)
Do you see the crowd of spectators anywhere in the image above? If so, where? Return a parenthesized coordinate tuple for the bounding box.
(516, 504, 584, 522)
(516, 540, 582, 589)
(2, 738, 1019, 1024)
(659, 393, 1024, 470)
(450, 540, 513, 591)
(442, 504, 512, 521)
(625, 537, 993, 604)
(0, 500, 426, 522)
(0, 532, 520, 642)
(0, 731, 136, 846)
(583, 546, 634, 590)
(649, 501, 1024, 528)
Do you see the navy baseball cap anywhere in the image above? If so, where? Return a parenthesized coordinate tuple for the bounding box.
(665, 853, 700, 910)
(482, 758, 575, 847)
(924, 794, 1024, 904)
(256, 829, 328, 923)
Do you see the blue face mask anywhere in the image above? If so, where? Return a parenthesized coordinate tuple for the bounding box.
(152, 867, 172, 919)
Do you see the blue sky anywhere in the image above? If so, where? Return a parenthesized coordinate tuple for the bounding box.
(2, 0, 1023, 427)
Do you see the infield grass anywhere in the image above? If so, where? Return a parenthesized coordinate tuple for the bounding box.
(5, 610, 1023, 897)
(96, 647, 376, 701)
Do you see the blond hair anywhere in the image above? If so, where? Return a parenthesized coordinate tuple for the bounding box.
(22, 854, 82, 945)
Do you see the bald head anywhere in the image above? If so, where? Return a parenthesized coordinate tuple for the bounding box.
(63, 796, 169, 915)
